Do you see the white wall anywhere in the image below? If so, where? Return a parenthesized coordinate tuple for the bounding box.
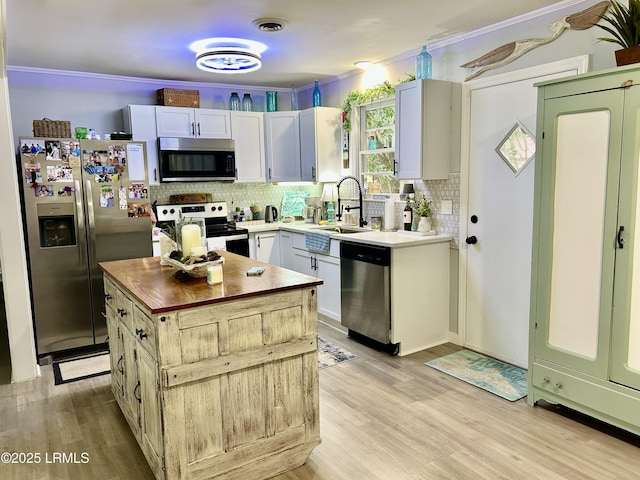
(0, 0, 38, 382)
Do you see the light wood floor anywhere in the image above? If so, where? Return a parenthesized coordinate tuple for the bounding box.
(1, 321, 639, 480)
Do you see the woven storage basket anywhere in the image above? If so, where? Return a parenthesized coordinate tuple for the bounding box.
(33, 119, 72, 138)
(157, 88, 200, 108)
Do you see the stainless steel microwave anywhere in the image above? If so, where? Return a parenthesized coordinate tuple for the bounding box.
(158, 137, 236, 182)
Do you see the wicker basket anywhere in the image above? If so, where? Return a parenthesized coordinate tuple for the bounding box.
(33, 119, 72, 138)
(157, 88, 200, 108)
(162, 255, 224, 278)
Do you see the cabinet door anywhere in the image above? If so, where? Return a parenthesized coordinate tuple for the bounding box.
(155, 106, 195, 137)
(231, 111, 266, 182)
(293, 248, 315, 277)
(531, 89, 624, 378)
(123, 105, 159, 184)
(395, 79, 451, 180)
(300, 107, 342, 182)
(255, 232, 280, 265)
(121, 325, 141, 436)
(279, 231, 295, 270)
(195, 109, 231, 138)
(137, 346, 164, 475)
(316, 253, 341, 321)
(106, 307, 123, 393)
(611, 85, 640, 391)
(264, 111, 301, 182)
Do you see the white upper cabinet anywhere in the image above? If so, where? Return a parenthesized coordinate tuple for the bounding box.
(231, 111, 265, 182)
(155, 106, 231, 139)
(122, 105, 159, 185)
(299, 107, 342, 182)
(395, 79, 455, 180)
(264, 111, 301, 182)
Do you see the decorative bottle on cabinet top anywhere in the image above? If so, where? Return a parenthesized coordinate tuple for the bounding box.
(415, 45, 432, 79)
(242, 93, 253, 112)
(313, 80, 321, 107)
(290, 84, 298, 110)
(229, 92, 240, 110)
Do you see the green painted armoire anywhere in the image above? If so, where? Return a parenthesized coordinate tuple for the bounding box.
(529, 64, 640, 436)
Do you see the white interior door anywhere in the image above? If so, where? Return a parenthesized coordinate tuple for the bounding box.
(462, 58, 588, 368)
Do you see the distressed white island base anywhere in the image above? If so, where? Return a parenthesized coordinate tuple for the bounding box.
(100, 254, 323, 480)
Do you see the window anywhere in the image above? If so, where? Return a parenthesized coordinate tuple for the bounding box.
(359, 99, 399, 194)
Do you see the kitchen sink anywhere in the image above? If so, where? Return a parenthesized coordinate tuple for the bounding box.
(314, 226, 370, 234)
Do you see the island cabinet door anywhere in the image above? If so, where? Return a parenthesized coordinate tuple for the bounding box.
(137, 346, 164, 479)
(105, 307, 123, 396)
(121, 325, 141, 439)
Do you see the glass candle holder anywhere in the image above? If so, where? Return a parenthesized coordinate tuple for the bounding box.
(175, 217, 205, 257)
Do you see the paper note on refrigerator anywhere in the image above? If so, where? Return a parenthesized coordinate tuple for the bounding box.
(126, 143, 145, 181)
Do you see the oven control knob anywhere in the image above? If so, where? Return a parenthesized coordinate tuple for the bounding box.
(161, 209, 168, 215)
(217, 206, 223, 211)
(170, 208, 175, 214)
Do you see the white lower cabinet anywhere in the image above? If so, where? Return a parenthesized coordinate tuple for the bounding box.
(250, 231, 280, 265)
(291, 232, 341, 322)
(279, 230, 295, 271)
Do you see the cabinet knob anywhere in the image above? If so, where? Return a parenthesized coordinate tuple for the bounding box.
(105, 294, 112, 301)
(465, 236, 478, 245)
(542, 376, 550, 385)
(555, 382, 563, 390)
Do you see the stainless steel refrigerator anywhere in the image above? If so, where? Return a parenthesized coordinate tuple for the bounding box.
(18, 137, 152, 357)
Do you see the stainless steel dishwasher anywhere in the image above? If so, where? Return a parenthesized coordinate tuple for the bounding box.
(340, 241, 395, 349)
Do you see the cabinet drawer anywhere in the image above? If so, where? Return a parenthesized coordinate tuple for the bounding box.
(104, 277, 117, 310)
(133, 305, 157, 360)
(292, 232, 306, 249)
(116, 289, 134, 326)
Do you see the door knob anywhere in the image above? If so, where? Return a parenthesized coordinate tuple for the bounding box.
(465, 236, 477, 245)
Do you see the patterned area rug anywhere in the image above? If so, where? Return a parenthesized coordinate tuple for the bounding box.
(53, 352, 111, 385)
(318, 336, 358, 369)
(425, 349, 528, 401)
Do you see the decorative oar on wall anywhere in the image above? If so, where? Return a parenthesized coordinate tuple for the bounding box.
(461, 1, 611, 81)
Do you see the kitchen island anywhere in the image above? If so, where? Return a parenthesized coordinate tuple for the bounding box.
(99, 253, 322, 480)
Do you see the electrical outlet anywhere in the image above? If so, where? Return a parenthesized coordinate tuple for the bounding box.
(440, 200, 453, 215)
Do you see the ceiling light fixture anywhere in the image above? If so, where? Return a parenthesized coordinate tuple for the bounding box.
(189, 37, 267, 74)
(253, 18, 287, 32)
(355, 61, 373, 69)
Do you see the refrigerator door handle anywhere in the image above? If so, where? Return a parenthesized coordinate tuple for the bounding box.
(85, 180, 98, 269)
(74, 179, 88, 267)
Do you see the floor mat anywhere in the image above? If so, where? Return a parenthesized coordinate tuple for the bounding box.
(53, 352, 111, 385)
(425, 349, 528, 401)
(318, 336, 358, 369)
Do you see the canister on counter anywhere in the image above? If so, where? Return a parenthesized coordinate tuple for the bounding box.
(207, 264, 223, 285)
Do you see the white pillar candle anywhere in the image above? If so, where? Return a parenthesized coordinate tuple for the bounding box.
(181, 224, 201, 257)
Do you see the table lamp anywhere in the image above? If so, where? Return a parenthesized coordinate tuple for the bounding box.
(321, 183, 339, 225)
(401, 183, 415, 201)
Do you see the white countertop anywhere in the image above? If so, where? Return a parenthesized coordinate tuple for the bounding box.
(241, 220, 452, 248)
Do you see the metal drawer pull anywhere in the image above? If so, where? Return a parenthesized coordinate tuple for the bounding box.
(134, 382, 141, 403)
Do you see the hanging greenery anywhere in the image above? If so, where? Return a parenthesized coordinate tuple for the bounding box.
(340, 73, 415, 132)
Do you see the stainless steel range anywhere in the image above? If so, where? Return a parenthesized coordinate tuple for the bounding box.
(156, 201, 249, 257)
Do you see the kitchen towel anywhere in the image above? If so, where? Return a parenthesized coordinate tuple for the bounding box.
(305, 231, 331, 254)
(384, 197, 395, 230)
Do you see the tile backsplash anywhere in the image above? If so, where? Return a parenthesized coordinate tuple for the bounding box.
(150, 182, 323, 218)
(364, 173, 460, 248)
(150, 174, 460, 248)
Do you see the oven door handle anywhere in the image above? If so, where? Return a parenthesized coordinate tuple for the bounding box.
(222, 234, 249, 241)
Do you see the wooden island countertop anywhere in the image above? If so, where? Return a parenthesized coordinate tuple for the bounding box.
(99, 252, 322, 314)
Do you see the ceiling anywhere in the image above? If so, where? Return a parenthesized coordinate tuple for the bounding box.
(6, 0, 566, 88)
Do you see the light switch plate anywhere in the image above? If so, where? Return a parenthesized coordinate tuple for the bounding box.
(440, 200, 453, 215)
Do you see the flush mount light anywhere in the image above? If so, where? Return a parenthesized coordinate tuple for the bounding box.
(190, 37, 267, 74)
(354, 61, 373, 69)
(253, 18, 287, 32)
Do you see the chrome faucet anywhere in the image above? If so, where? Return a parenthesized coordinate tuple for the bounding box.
(336, 176, 367, 227)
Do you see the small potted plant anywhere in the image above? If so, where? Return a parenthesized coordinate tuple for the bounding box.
(412, 195, 433, 233)
(597, 0, 640, 66)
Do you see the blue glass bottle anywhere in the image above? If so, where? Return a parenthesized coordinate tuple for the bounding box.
(229, 92, 240, 111)
(312, 80, 321, 107)
(415, 45, 432, 80)
(290, 84, 298, 110)
(242, 93, 253, 112)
